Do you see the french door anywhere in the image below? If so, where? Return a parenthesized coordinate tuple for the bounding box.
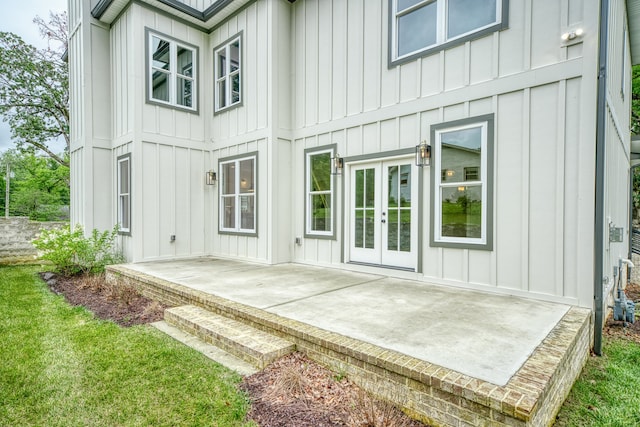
(348, 158, 417, 270)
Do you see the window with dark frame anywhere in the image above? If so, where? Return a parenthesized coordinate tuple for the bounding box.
(148, 31, 197, 110)
(220, 155, 256, 234)
(391, 0, 505, 64)
(431, 115, 494, 250)
(214, 35, 242, 112)
(117, 155, 131, 234)
(306, 149, 334, 237)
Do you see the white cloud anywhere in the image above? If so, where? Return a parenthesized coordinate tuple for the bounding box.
(0, 0, 68, 154)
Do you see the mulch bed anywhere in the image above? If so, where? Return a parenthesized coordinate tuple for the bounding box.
(44, 273, 640, 426)
(240, 352, 427, 427)
(41, 272, 166, 327)
(40, 272, 428, 426)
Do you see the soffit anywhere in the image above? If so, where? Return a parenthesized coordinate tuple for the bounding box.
(92, 0, 254, 32)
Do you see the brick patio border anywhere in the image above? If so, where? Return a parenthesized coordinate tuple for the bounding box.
(106, 264, 591, 427)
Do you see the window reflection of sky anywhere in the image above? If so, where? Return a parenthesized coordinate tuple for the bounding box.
(398, 2, 436, 57)
(397, 0, 424, 12)
(441, 127, 482, 151)
(447, 0, 497, 39)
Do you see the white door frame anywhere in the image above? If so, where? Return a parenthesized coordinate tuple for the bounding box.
(343, 154, 419, 271)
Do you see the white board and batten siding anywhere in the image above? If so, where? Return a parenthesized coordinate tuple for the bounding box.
(210, 0, 293, 264)
(289, 0, 602, 306)
(91, 3, 213, 262)
(601, 1, 633, 298)
(69, 0, 114, 234)
(210, 0, 271, 143)
(70, 0, 634, 308)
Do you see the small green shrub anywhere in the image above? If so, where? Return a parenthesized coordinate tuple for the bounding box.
(33, 225, 124, 275)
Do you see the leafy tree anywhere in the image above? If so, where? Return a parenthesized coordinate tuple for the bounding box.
(0, 12, 68, 166)
(0, 149, 69, 220)
(633, 64, 640, 135)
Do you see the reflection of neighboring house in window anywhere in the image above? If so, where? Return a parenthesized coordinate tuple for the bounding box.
(440, 144, 480, 184)
(440, 145, 482, 205)
(387, 170, 411, 204)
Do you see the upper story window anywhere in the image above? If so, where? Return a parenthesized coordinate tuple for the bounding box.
(147, 30, 198, 111)
(214, 33, 242, 113)
(390, 0, 507, 65)
(430, 115, 494, 250)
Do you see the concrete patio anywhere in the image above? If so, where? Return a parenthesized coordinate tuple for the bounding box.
(106, 257, 592, 427)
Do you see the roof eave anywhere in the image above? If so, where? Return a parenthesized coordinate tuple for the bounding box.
(91, 0, 247, 30)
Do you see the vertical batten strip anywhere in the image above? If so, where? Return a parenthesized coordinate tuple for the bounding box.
(522, 88, 531, 292)
(556, 80, 567, 297)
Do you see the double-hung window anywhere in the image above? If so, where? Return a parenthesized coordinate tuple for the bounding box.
(147, 30, 197, 111)
(220, 154, 256, 234)
(391, 0, 507, 64)
(305, 147, 335, 238)
(214, 34, 242, 113)
(431, 115, 494, 250)
(117, 154, 131, 235)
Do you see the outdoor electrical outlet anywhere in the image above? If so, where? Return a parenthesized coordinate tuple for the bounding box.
(170, 235, 176, 242)
(295, 237, 302, 245)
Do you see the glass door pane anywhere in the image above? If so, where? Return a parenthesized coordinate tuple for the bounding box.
(354, 168, 376, 249)
(386, 164, 411, 252)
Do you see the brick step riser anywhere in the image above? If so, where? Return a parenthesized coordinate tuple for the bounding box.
(107, 266, 592, 427)
(165, 307, 295, 369)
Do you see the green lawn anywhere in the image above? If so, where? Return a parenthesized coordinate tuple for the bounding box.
(0, 266, 252, 427)
(4, 265, 640, 427)
(556, 337, 640, 426)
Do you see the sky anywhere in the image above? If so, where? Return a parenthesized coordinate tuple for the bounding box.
(0, 0, 68, 153)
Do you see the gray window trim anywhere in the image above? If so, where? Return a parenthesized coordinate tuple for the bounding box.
(304, 144, 337, 240)
(388, 0, 509, 68)
(218, 151, 258, 237)
(117, 153, 132, 236)
(429, 114, 494, 251)
(145, 28, 200, 114)
(213, 32, 244, 115)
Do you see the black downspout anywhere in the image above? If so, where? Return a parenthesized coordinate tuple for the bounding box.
(594, 0, 609, 357)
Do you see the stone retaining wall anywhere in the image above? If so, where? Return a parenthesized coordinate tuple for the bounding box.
(632, 253, 640, 284)
(0, 217, 67, 265)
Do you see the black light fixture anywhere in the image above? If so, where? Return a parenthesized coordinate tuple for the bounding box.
(205, 170, 217, 185)
(331, 153, 344, 175)
(415, 141, 431, 167)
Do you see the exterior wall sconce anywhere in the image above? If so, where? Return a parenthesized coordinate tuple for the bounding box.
(415, 141, 431, 167)
(331, 154, 344, 175)
(561, 28, 583, 41)
(205, 170, 217, 185)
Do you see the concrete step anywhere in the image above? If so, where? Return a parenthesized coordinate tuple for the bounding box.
(165, 305, 295, 369)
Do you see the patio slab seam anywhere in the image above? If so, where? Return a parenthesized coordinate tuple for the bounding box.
(106, 264, 591, 426)
(262, 276, 387, 309)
